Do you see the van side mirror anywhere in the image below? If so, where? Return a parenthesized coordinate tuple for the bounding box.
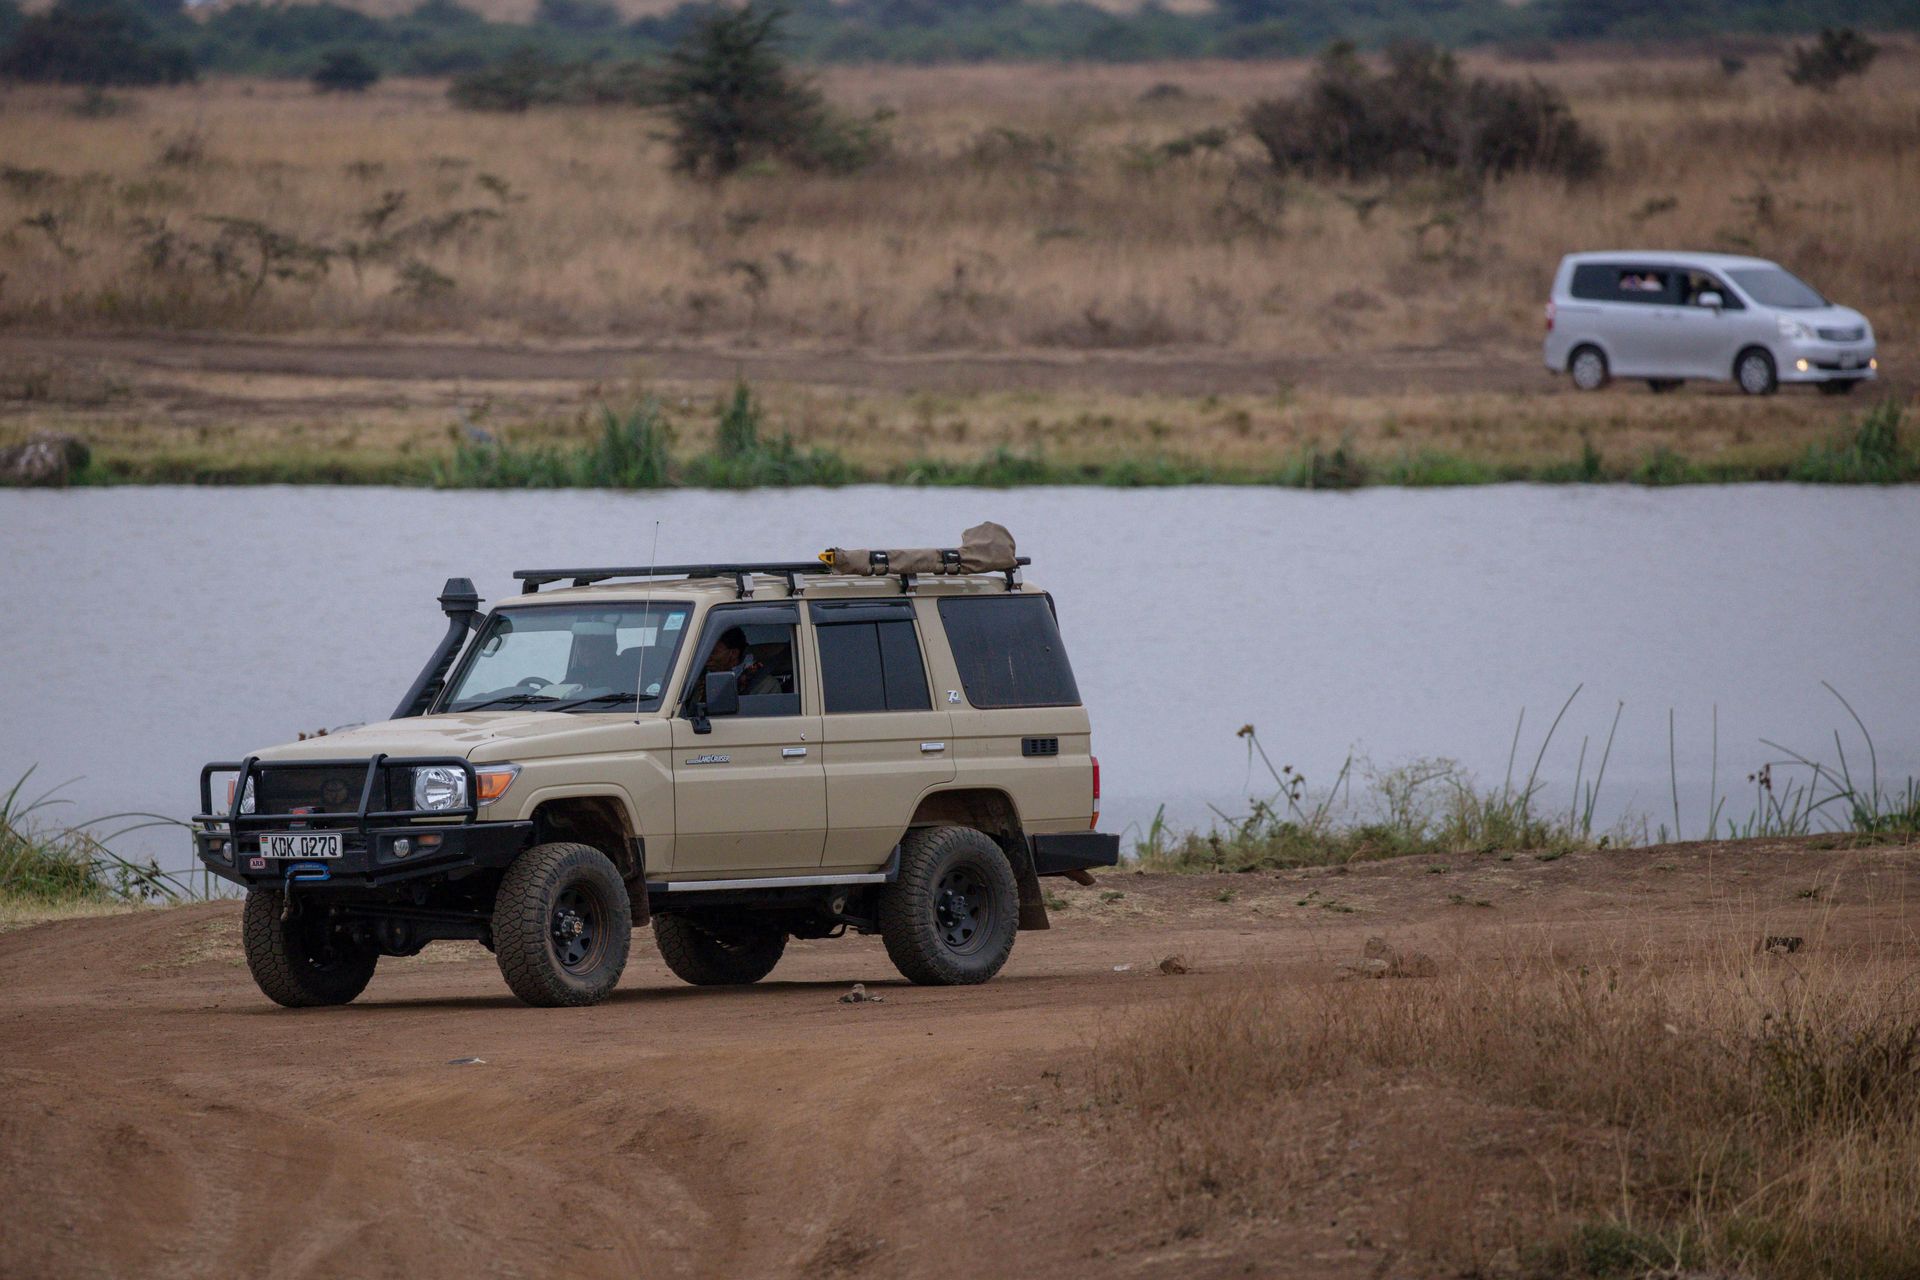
(1697, 291, 1723, 310)
(703, 671, 740, 718)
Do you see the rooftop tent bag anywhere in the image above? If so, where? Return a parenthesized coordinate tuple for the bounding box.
(825, 522, 1018, 576)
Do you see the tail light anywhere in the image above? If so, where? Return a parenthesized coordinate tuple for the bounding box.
(1544, 301, 1555, 333)
(1090, 756, 1101, 830)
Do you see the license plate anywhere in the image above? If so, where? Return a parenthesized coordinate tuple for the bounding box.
(1838, 353, 1859, 369)
(259, 831, 343, 859)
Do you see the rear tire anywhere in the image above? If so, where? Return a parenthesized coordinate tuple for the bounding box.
(492, 842, 631, 1007)
(242, 889, 378, 1008)
(1568, 345, 1609, 392)
(879, 825, 1018, 986)
(1818, 380, 1858, 397)
(1646, 378, 1683, 394)
(653, 913, 786, 985)
(1735, 348, 1778, 396)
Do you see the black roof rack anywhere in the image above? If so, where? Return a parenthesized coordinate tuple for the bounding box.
(513, 557, 1031, 598)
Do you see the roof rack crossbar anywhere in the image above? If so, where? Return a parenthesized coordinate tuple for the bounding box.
(514, 557, 1030, 593)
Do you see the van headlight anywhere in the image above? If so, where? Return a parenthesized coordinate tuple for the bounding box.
(1777, 316, 1813, 341)
(412, 766, 469, 812)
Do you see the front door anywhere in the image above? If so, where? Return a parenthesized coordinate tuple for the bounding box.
(811, 600, 954, 869)
(668, 604, 826, 875)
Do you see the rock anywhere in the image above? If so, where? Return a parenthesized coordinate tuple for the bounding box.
(1157, 955, 1189, 976)
(0, 433, 90, 487)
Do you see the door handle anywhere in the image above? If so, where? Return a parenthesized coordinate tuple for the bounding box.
(920, 742, 946, 753)
(782, 747, 808, 758)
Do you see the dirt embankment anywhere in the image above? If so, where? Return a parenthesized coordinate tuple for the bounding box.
(1, 838, 1913, 1279)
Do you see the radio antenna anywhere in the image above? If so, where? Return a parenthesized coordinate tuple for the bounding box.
(635, 518, 661, 719)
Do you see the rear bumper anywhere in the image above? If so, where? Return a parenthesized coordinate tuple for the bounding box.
(195, 821, 534, 890)
(1029, 831, 1121, 877)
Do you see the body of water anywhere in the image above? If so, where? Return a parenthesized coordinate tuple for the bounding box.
(3, 484, 1916, 872)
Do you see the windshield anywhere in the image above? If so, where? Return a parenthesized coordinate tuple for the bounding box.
(441, 603, 692, 714)
(1727, 267, 1827, 310)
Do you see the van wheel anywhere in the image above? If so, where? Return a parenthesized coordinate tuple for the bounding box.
(653, 912, 786, 985)
(879, 826, 1018, 986)
(1818, 380, 1857, 397)
(242, 889, 378, 1008)
(1569, 346, 1609, 391)
(492, 842, 631, 1007)
(1735, 348, 1778, 396)
(1647, 379, 1683, 394)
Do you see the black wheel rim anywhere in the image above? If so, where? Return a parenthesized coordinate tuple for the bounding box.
(550, 883, 606, 973)
(934, 865, 994, 956)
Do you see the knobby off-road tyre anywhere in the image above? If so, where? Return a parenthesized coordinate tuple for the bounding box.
(879, 825, 1019, 986)
(653, 913, 787, 986)
(242, 888, 379, 1008)
(492, 842, 631, 1007)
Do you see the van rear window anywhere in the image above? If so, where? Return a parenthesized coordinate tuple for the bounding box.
(937, 595, 1081, 709)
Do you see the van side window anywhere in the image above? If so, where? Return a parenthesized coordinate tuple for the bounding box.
(1680, 269, 1743, 309)
(937, 595, 1081, 709)
(1570, 264, 1673, 304)
(816, 619, 933, 713)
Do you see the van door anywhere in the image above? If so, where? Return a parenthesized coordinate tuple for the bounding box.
(1667, 267, 1748, 380)
(1569, 262, 1673, 376)
(811, 599, 954, 870)
(668, 603, 826, 875)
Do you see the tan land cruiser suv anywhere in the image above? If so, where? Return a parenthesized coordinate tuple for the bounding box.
(194, 525, 1117, 1008)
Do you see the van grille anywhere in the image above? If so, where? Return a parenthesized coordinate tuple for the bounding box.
(1022, 737, 1060, 757)
(1818, 326, 1865, 343)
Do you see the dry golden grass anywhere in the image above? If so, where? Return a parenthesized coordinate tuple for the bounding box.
(1089, 920, 1920, 1277)
(2, 44, 1916, 364)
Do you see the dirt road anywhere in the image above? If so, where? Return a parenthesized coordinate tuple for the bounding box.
(2, 840, 1912, 1280)
(0, 331, 1544, 398)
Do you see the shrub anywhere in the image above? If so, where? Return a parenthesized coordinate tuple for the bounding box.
(660, 1, 885, 177)
(1245, 40, 1602, 182)
(0, 0, 194, 86)
(311, 46, 378, 93)
(1787, 27, 1878, 92)
(448, 48, 662, 110)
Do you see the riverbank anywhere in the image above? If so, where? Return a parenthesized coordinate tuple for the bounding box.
(3, 344, 1914, 487)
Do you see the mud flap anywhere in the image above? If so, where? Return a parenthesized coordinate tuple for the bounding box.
(1002, 837, 1050, 931)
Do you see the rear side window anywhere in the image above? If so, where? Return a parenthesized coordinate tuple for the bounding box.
(1570, 264, 1674, 304)
(816, 620, 933, 713)
(937, 595, 1081, 709)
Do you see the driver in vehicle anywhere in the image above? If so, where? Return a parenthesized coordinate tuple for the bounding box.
(705, 628, 780, 696)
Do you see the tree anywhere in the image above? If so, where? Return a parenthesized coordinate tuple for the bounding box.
(1786, 27, 1878, 92)
(659, 2, 883, 176)
(0, 0, 194, 85)
(311, 46, 379, 92)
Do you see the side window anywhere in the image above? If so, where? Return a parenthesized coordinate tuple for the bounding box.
(691, 619, 801, 718)
(816, 620, 933, 713)
(1569, 263, 1616, 301)
(937, 594, 1081, 709)
(1681, 269, 1743, 309)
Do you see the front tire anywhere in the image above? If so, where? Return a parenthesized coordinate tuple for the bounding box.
(653, 913, 787, 985)
(1735, 348, 1778, 396)
(242, 889, 379, 1008)
(492, 842, 631, 1007)
(879, 825, 1019, 986)
(1568, 345, 1609, 392)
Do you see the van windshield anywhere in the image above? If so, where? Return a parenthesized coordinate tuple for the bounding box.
(1727, 267, 1827, 310)
(441, 604, 692, 713)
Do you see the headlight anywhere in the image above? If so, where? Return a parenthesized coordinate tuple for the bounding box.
(1777, 316, 1813, 341)
(413, 766, 469, 812)
(226, 777, 256, 815)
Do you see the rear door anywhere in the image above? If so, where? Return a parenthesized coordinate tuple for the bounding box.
(667, 603, 826, 875)
(812, 599, 954, 870)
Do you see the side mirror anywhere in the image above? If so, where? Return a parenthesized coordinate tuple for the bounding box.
(704, 670, 740, 718)
(1697, 291, 1723, 310)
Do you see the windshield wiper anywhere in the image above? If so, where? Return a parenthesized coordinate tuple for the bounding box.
(547, 692, 646, 712)
(455, 692, 561, 712)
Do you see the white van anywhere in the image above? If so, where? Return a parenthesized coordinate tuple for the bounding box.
(1544, 251, 1876, 396)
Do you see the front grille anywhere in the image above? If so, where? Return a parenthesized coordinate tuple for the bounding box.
(254, 765, 409, 815)
(1818, 326, 1865, 343)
